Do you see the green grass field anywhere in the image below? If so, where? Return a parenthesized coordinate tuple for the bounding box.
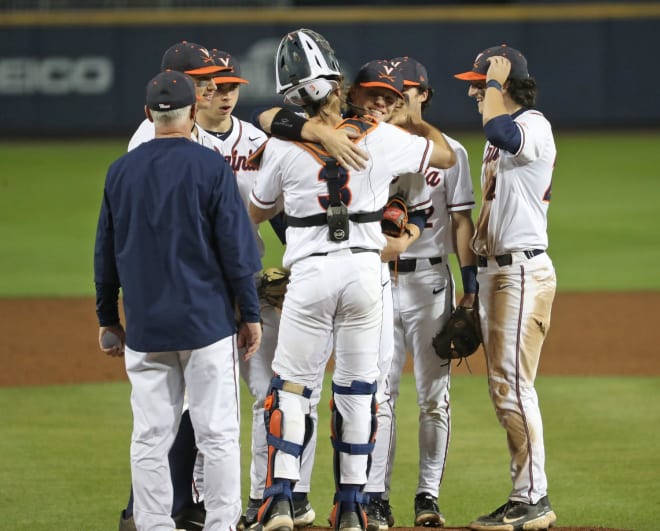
(1, 131, 659, 296)
(2, 374, 659, 530)
(1, 132, 659, 530)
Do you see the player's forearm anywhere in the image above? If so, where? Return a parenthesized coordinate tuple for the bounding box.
(249, 201, 277, 225)
(407, 119, 455, 169)
(451, 211, 478, 298)
(482, 83, 509, 125)
(452, 211, 477, 268)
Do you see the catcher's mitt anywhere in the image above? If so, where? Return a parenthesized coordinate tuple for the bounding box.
(381, 194, 409, 237)
(258, 267, 290, 309)
(432, 306, 482, 360)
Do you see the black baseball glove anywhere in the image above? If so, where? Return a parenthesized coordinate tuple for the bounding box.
(432, 306, 482, 360)
(381, 194, 409, 237)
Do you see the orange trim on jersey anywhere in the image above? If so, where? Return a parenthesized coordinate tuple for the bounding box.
(246, 140, 268, 168)
(293, 141, 330, 165)
(337, 116, 378, 144)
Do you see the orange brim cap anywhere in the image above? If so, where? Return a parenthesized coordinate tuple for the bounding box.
(360, 81, 403, 99)
(213, 75, 249, 84)
(454, 71, 487, 81)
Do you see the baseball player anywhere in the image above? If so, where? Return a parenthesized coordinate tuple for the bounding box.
(127, 41, 228, 152)
(118, 41, 228, 531)
(95, 69, 262, 531)
(454, 45, 558, 531)
(247, 29, 455, 531)
(363, 57, 478, 531)
(194, 49, 318, 530)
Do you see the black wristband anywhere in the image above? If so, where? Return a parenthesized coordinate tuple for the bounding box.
(486, 79, 503, 91)
(460, 265, 479, 294)
(270, 108, 307, 141)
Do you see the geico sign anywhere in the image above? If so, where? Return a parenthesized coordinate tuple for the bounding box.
(0, 56, 113, 94)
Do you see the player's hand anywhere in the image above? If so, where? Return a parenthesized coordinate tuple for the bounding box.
(381, 233, 412, 263)
(486, 56, 511, 85)
(99, 324, 126, 357)
(237, 321, 262, 361)
(307, 119, 369, 171)
(457, 292, 477, 310)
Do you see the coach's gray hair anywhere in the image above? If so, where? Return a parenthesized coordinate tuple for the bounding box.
(150, 105, 192, 126)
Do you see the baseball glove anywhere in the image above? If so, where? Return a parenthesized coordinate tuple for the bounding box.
(258, 267, 290, 309)
(432, 306, 482, 360)
(381, 194, 409, 237)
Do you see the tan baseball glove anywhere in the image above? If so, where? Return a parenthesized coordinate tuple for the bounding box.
(258, 267, 290, 309)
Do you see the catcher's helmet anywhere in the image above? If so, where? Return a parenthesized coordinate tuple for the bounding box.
(275, 28, 341, 107)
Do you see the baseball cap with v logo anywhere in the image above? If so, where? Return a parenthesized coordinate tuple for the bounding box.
(160, 41, 228, 76)
(354, 60, 404, 98)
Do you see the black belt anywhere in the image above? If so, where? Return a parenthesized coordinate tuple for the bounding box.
(310, 247, 380, 257)
(477, 249, 544, 267)
(389, 256, 443, 273)
(287, 209, 383, 227)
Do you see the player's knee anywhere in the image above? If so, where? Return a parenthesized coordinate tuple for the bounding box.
(330, 380, 378, 454)
(264, 376, 314, 462)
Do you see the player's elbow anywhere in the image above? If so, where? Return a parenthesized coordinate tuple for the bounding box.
(430, 146, 456, 169)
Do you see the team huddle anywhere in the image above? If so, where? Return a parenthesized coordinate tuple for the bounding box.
(94, 29, 557, 531)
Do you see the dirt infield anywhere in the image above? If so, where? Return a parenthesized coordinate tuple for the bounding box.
(1, 293, 651, 531)
(2, 292, 658, 387)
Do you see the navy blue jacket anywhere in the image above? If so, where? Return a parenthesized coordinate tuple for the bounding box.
(94, 137, 262, 352)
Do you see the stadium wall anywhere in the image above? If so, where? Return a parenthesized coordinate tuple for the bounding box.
(1, 4, 658, 136)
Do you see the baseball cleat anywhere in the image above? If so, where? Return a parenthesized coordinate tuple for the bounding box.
(414, 493, 445, 527)
(118, 511, 137, 531)
(338, 510, 363, 531)
(262, 499, 294, 531)
(173, 501, 206, 530)
(469, 495, 557, 531)
(239, 498, 262, 531)
(364, 498, 390, 531)
(292, 495, 316, 528)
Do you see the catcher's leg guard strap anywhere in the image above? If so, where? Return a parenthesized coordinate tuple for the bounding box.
(329, 379, 377, 529)
(330, 380, 378, 456)
(264, 376, 314, 458)
(260, 375, 314, 524)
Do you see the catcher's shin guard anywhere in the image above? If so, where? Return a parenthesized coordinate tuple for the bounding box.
(258, 376, 314, 526)
(328, 380, 377, 530)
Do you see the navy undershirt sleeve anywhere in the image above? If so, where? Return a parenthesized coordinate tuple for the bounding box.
(268, 211, 288, 245)
(408, 209, 428, 234)
(484, 114, 522, 154)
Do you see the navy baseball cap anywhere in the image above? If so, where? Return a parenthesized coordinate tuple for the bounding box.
(392, 56, 430, 88)
(353, 60, 404, 98)
(160, 41, 227, 76)
(146, 70, 196, 111)
(454, 44, 529, 81)
(210, 50, 249, 84)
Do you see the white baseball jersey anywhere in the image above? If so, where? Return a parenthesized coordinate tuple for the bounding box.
(128, 117, 268, 257)
(128, 119, 218, 152)
(475, 107, 557, 505)
(404, 134, 476, 259)
(250, 120, 434, 268)
(472, 109, 556, 256)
